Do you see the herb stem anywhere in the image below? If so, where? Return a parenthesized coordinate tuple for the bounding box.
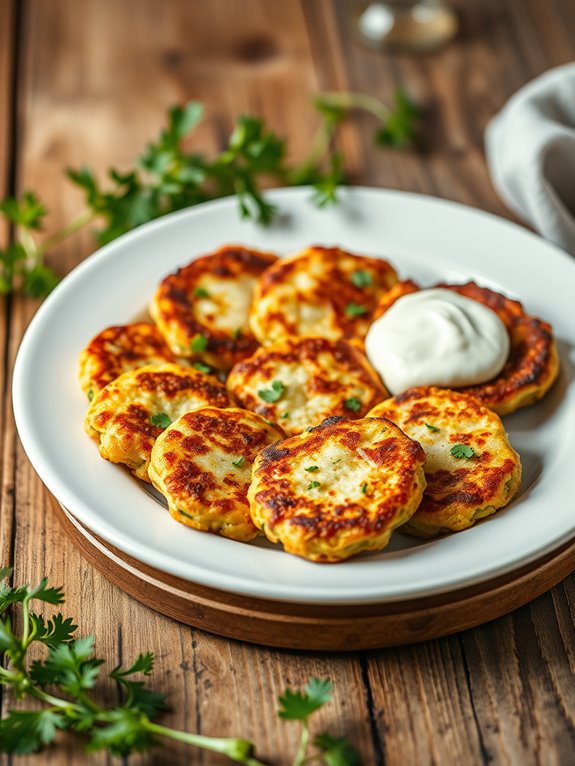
(295, 119, 338, 179)
(37, 208, 96, 256)
(144, 721, 266, 765)
(315, 91, 392, 123)
(292, 719, 310, 766)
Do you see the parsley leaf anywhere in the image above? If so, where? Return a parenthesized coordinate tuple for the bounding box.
(351, 269, 373, 288)
(193, 361, 212, 374)
(278, 678, 333, 720)
(425, 423, 440, 432)
(232, 456, 245, 468)
(345, 302, 367, 318)
(375, 87, 421, 148)
(307, 481, 321, 490)
(314, 732, 361, 766)
(305, 466, 319, 472)
(258, 379, 285, 403)
(344, 397, 362, 412)
(190, 333, 208, 353)
(150, 412, 172, 429)
(450, 444, 475, 460)
(194, 287, 210, 298)
(0, 709, 68, 754)
(361, 482, 368, 494)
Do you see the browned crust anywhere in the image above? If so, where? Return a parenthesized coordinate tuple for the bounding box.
(151, 245, 278, 368)
(373, 280, 560, 415)
(253, 245, 398, 342)
(227, 336, 388, 431)
(79, 322, 176, 395)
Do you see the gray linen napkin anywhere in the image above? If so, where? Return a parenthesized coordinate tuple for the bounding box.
(485, 62, 575, 256)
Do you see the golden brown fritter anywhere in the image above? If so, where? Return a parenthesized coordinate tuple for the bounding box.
(84, 364, 231, 482)
(227, 336, 388, 435)
(249, 246, 397, 347)
(149, 407, 283, 541)
(372, 280, 559, 415)
(149, 244, 278, 371)
(248, 415, 426, 562)
(369, 386, 522, 537)
(78, 322, 177, 399)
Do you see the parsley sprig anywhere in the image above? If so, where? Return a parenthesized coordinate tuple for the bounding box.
(0, 568, 358, 762)
(0, 89, 419, 298)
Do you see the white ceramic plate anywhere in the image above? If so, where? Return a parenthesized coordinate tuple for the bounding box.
(13, 187, 575, 605)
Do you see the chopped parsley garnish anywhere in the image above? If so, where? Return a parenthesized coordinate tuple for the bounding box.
(281, 412, 290, 419)
(450, 444, 475, 460)
(194, 287, 210, 298)
(87, 388, 94, 402)
(425, 423, 440, 432)
(190, 333, 208, 352)
(344, 397, 361, 412)
(258, 379, 285, 403)
(307, 481, 321, 490)
(361, 482, 368, 494)
(232, 328, 242, 340)
(305, 466, 319, 472)
(193, 361, 212, 374)
(232, 456, 245, 468)
(150, 412, 172, 429)
(351, 269, 373, 288)
(345, 302, 367, 318)
(332, 458, 342, 465)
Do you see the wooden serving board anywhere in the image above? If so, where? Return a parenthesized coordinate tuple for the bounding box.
(51, 497, 575, 651)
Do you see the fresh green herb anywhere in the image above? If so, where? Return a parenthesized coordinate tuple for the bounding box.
(281, 412, 290, 419)
(450, 443, 475, 460)
(278, 678, 359, 766)
(190, 333, 208, 353)
(305, 466, 319, 473)
(232, 456, 245, 469)
(307, 481, 321, 490)
(344, 397, 362, 412)
(0, 569, 357, 762)
(374, 87, 421, 148)
(361, 482, 368, 494)
(258, 379, 284, 403)
(351, 269, 373, 288)
(150, 412, 172, 429)
(425, 423, 440, 432)
(194, 287, 210, 298)
(345, 303, 367, 318)
(192, 361, 212, 374)
(0, 90, 419, 299)
(332, 458, 342, 465)
(87, 388, 94, 402)
(232, 328, 242, 341)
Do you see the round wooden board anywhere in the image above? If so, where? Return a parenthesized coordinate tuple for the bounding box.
(51, 497, 575, 651)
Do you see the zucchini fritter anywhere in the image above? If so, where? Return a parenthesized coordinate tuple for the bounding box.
(372, 280, 559, 415)
(249, 246, 397, 347)
(248, 415, 426, 562)
(84, 363, 231, 482)
(149, 245, 277, 371)
(369, 387, 522, 537)
(227, 336, 388, 435)
(78, 322, 177, 399)
(149, 407, 283, 541)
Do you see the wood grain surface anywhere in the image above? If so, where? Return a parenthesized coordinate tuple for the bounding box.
(1, 1, 575, 764)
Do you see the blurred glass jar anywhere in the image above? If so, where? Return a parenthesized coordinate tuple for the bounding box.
(356, 1, 458, 52)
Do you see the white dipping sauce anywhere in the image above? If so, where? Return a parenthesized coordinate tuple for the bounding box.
(365, 288, 510, 394)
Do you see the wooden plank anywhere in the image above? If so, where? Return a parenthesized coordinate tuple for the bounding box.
(5, 1, 376, 764)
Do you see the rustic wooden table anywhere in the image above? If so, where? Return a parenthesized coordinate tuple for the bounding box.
(1, 1, 574, 764)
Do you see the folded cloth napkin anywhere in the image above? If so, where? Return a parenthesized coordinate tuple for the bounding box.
(485, 62, 575, 256)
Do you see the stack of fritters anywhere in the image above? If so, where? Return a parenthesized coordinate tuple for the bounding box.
(80, 243, 560, 563)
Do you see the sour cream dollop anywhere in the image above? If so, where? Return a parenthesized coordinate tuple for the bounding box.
(365, 288, 510, 394)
